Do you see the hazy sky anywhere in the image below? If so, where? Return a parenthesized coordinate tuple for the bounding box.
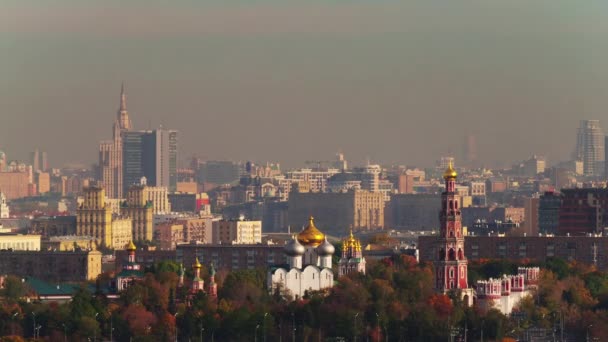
(2, 1, 608, 169)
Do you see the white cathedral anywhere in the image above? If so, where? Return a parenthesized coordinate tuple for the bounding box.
(268, 217, 367, 299)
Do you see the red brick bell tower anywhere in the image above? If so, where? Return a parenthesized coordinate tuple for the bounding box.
(435, 161, 471, 295)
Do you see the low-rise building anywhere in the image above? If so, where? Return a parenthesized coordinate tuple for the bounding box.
(476, 267, 539, 315)
(0, 249, 102, 282)
(42, 236, 97, 251)
(0, 234, 41, 251)
(31, 216, 77, 237)
(177, 242, 283, 271)
(212, 219, 262, 244)
(419, 235, 608, 271)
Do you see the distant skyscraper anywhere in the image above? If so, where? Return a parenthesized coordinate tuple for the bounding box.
(30, 149, 39, 172)
(463, 135, 477, 167)
(30, 149, 48, 172)
(575, 120, 604, 176)
(99, 84, 132, 198)
(122, 128, 178, 193)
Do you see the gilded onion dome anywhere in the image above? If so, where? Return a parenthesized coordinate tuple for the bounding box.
(193, 257, 202, 269)
(126, 240, 137, 251)
(285, 235, 306, 256)
(343, 229, 362, 252)
(317, 236, 335, 256)
(297, 216, 325, 247)
(443, 160, 458, 180)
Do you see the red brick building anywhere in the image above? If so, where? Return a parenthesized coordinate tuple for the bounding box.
(559, 188, 608, 236)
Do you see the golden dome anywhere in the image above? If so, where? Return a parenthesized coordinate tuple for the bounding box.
(443, 160, 458, 180)
(297, 216, 325, 247)
(193, 257, 202, 269)
(343, 229, 362, 252)
(126, 241, 136, 251)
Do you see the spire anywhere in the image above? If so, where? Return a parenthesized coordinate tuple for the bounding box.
(116, 82, 132, 131)
(120, 82, 127, 112)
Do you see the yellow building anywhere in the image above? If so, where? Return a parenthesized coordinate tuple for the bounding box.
(77, 186, 113, 247)
(111, 217, 133, 250)
(35, 171, 51, 194)
(42, 236, 97, 251)
(122, 185, 154, 242)
(126, 183, 171, 214)
(212, 220, 262, 244)
(0, 234, 41, 251)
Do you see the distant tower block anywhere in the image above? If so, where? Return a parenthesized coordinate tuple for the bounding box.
(464, 135, 477, 167)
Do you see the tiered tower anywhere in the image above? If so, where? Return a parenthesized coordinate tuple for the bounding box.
(434, 162, 473, 303)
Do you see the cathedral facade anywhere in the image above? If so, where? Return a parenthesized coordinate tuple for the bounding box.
(268, 217, 335, 299)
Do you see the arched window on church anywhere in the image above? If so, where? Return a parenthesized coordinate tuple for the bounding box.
(458, 249, 464, 260)
(448, 249, 456, 260)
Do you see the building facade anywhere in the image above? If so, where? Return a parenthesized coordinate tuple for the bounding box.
(539, 191, 561, 234)
(576, 120, 604, 176)
(176, 242, 284, 272)
(288, 190, 384, 233)
(476, 267, 539, 315)
(111, 217, 133, 251)
(122, 129, 178, 193)
(122, 185, 154, 242)
(0, 234, 41, 251)
(0, 250, 102, 282)
(559, 188, 608, 236)
(419, 235, 608, 271)
(125, 180, 171, 214)
(0, 172, 31, 200)
(212, 220, 262, 244)
(31, 216, 77, 237)
(76, 186, 113, 247)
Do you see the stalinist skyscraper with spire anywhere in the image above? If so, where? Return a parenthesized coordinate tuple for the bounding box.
(99, 84, 132, 198)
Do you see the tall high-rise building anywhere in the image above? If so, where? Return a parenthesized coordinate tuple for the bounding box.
(463, 135, 478, 168)
(30, 149, 49, 172)
(122, 128, 178, 193)
(99, 84, 132, 198)
(575, 120, 604, 176)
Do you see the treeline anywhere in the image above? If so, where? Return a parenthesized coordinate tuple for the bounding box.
(1, 256, 608, 341)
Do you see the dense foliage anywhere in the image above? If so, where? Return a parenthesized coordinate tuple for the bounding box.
(1, 255, 608, 341)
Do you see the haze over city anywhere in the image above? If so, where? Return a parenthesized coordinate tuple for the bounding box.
(3, 0, 608, 168)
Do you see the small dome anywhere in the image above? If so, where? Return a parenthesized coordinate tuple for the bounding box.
(126, 241, 136, 251)
(192, 257, 202, 269)
(443, 160, 458, 180)
(297, 216, 325, 247)
(316, 236, 335, 256)
(284, 235, 305, 256)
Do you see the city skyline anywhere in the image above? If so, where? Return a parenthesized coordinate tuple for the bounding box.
(3, 1, 608, 168)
